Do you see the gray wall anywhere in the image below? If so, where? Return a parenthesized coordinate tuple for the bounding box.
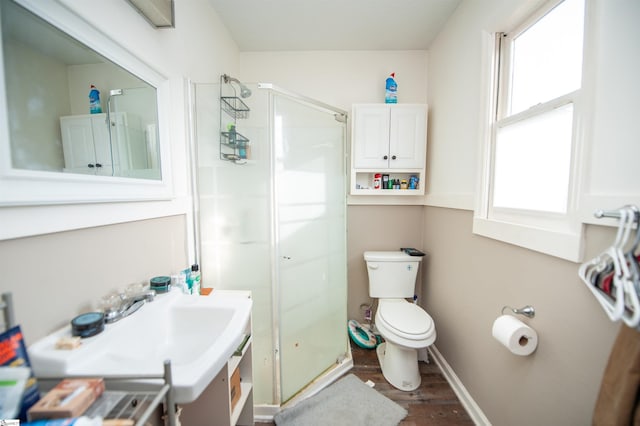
(422, 207, 618, 425)
(0, 215, 188, 342)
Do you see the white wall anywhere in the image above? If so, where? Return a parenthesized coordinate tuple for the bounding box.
(425, 0, 542, 210)
(426, 0, 640, 215)
(59, 0, 239, 83)
(580, 0, 640, 219)
(239, 50, 428, 111)
(0, 0, 240, 342)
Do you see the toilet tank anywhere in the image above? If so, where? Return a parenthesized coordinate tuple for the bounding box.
(364, 251, 422, 298)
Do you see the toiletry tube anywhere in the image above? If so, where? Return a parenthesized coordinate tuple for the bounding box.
(491, 315, 538, 356)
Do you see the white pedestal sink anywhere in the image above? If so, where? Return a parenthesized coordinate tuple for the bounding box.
(28, 289, 252, 404)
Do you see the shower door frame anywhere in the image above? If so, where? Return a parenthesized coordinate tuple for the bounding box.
(260, 83, 352, 409)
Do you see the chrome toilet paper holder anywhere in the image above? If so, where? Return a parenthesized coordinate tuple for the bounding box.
(501, 305, 535, 319)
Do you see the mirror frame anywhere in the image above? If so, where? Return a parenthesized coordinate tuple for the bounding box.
(0, 0, 174, 206)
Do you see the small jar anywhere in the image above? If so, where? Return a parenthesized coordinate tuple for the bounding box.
(400, 179, 408, 189)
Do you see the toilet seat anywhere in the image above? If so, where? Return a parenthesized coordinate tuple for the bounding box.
(377, 300, 435, 342)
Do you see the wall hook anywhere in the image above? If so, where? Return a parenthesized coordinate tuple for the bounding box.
(501, 305, 535, 319)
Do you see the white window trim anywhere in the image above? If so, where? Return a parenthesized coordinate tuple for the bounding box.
(473, 1, 587, 263)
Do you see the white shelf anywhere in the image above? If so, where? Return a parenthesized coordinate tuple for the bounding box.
(352, 188, 423, 196)
(230, 382, 253, 426)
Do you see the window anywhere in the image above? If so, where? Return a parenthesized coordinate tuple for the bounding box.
(474, 0, 586, 261)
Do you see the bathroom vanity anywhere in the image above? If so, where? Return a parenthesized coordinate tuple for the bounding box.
(28, 289, 254, 425)
(179, 316, 254, 425)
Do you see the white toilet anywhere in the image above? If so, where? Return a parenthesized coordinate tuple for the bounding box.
(364, 251, 436, 391)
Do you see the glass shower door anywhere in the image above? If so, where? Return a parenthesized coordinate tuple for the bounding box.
(274, 94, 348, 403)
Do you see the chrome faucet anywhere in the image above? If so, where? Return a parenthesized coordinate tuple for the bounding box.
(103, 289, 156, 324)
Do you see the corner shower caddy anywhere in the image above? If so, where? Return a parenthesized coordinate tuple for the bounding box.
(220, 79, 251, 164)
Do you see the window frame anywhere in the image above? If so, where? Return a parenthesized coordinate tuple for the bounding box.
(473, 0, 587, 262)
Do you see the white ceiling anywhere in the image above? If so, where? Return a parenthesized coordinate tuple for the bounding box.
(207, 0, 463, 51)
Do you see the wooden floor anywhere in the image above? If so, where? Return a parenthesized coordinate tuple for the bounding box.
(350, 343, 474, 426)
(259, 341, 474, 425)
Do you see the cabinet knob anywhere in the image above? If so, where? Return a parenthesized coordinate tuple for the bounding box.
(383, 155, 388, 160)
(88, 164, 95, 168)
(95, 163, 103, 168)
(391, 155, 397, 160)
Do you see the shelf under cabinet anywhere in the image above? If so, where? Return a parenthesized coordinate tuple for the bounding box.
(230, 382, 253, 426)
(352, 170, 424, 195)
(352, 188, 424, 195)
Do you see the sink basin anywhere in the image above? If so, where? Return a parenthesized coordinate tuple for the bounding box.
(28, 289, 252, 403)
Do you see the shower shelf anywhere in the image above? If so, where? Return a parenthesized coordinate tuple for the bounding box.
(221, 96, 250, 120)
(220, 131, 250, 147)
(220, 88, 251, 164)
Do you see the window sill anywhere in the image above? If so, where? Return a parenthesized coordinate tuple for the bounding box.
(472, 217, 584, 262)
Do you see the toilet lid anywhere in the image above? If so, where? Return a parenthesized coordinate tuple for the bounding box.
(378, 302, 433, 336)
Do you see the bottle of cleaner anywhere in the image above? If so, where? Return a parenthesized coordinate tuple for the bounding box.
(385, 73, 397, 104)
(89, 85, 102, 114)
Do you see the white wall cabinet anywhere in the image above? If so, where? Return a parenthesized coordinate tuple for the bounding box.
(351, 104, 427, 196)
(60, 113, 143, 176)
(60, 113, 113, 175)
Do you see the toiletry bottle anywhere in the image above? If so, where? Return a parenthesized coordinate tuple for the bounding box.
(382, 174, 389, 189)
(385, 73, 397, 104)
(89, 85, 102, 114)
(190, 264, 201, 295)
(228, 124, 236, 145)
(373, 173, 381, 189)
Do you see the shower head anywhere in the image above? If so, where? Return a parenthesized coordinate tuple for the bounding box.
(239, 85, 252, 99)
(222, 74, 252, 98)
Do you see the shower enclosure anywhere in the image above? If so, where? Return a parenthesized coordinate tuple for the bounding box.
(193, 80, 351, 415)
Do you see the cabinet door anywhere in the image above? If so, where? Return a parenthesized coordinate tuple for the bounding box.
(389, 105, 427, 169)
(60, 116, 98, 174)
(90, 115, 114, 176)
(353, 105, 390, 169)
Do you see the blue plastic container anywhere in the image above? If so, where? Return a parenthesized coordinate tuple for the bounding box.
(89, 85, 102, 114)
(385, 73, 397, 104)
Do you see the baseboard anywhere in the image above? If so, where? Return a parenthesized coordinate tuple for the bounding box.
(428, 345, 492, 426)
(254, 405, 279, 422)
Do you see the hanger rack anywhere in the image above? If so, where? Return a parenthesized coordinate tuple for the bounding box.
(579, 205, 640, 328)
(594, 208, 638, 219)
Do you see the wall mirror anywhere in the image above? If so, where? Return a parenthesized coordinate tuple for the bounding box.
(0, 0, 173, 206)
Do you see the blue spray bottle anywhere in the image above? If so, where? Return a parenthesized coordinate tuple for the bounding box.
(385, 73, 397, 104)
(89, 85, 102, 114)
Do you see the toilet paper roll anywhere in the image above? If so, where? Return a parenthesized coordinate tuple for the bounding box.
(492, 315, 538, 356)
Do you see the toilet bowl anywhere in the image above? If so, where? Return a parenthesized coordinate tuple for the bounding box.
(363, 250, 437, 391)
(375, 299, 436, 391)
